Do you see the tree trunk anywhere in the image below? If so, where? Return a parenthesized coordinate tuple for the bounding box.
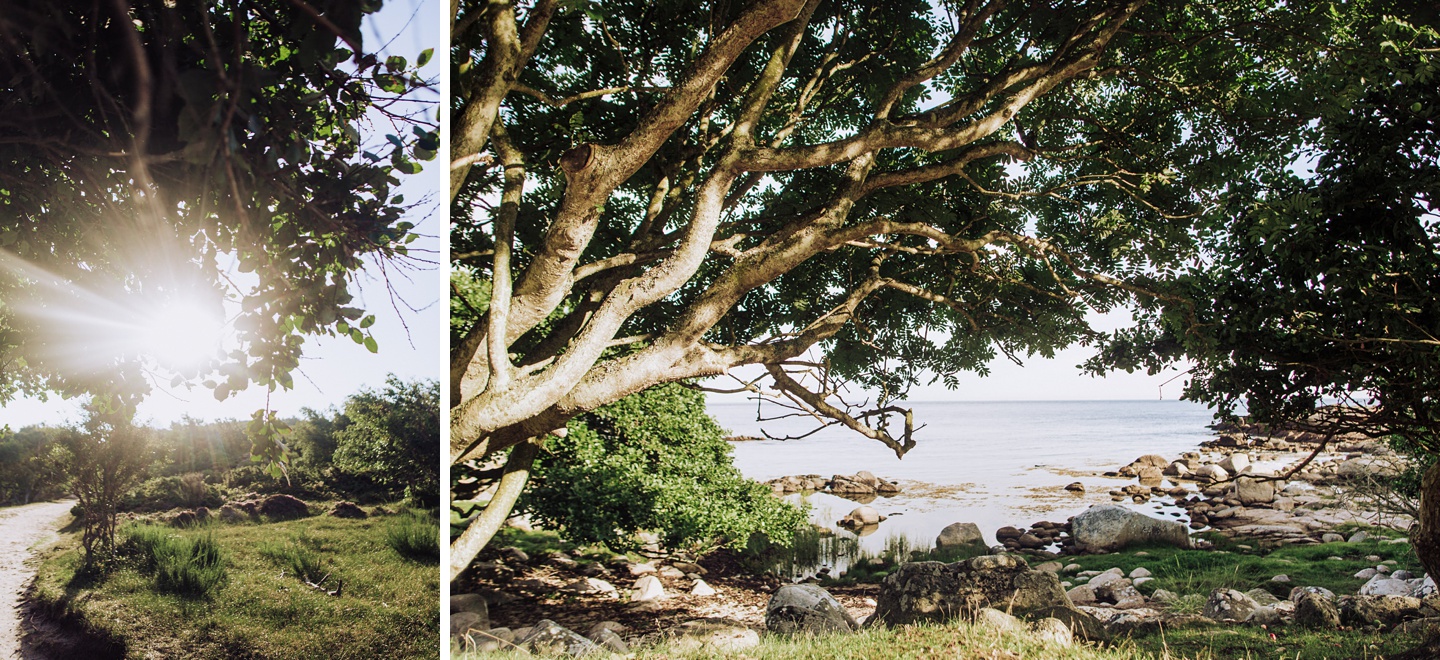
(448, 439, 541, 582)
(1413, 460, 1440, 582)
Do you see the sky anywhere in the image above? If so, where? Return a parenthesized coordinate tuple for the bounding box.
(0, 1, 443, 430)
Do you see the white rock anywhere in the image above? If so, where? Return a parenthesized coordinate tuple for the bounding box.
(1129, 567, 1152, 579)
(1358, 575, 1414, 597)
(690, 579, 716, 597)
(632, 575, 666, 602)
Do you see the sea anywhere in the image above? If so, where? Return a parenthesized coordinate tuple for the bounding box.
(708, 399, 1220, 570)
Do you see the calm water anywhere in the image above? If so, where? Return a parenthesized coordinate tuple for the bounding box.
(711, 400, 1218, 560)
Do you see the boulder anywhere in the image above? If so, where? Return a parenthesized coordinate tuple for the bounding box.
(588, 628, 628, 653)
(839, 506, 882, 527)
(1164, 462, 1191, 478)
(451, 593, 489, 617)
(1294, 592, 1341, 628)
(1321, 532, 1345, 544)
(1134, 454, 1170, 468)
(1234, 477, 1275, 505)
(1245, 589, 1280, 606)
(1219, 453, 1251, 474)
(1070, 505, 1191, 553)
(328, 501, 367, 519)
(766, 584, 858, 635)
(1340, 595, 1423, 627)
(691, 579, 717, 597)
(561, 577, 618, 598)
(1195, 464, 1229, 483)
(1094, 578, 1139, 605)
(1025, 606, 1111, 642)
(1135, 466, 1164, 483)
(974, 608, 1026, 634)
(258, 494, 309, 520)
(935, 522, 986, 552)
(1066, 584, 1097, 606)
(517, 620, 600, 657)
(217, 504, 248, 523)
(1204, 589, 1261, 622)
(632, 575, 665, 602)
(1358, 576, 1415, 597)
(1031, 617, 1073, 647)
(870, 555, 1070, 626)
(451, 611, 487, 637)
(1065, 482, 1086, 493)
(1290, 586, 1336, 603)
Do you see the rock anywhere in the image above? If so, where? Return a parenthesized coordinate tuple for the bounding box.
(996, 526, 1024, 541)
(1355, 568, 1379, 580)
(1247, 606, 1284, 626)
(1164, 462, 1191, 477)
(1062, 564, 1084, 575)
(1204, 589, 1262, 622)
(1034, 561, 1064, 574)
(974, 608, 1026, 634)
(328, 501, 367, 519)
(1322, 532, 1345, 543)
(217, 504, 247, 523)
(657, 618, 758, 652)
(1066, 584, 1097, 606)
(1134, 454, 1170, 468)
(1151, 589, 1180, 604)
(1095, 579, 1141, 606)
(1272, 575, 1291, 583)
(1219, 453, 1251, 474)
(588, 627, 628, 653)
(461, 627, 515, 653)
(1245, 589, 1281, 606)
(1070, 505, 1191, 553)
(562, 577, 618, 597)
(1065, 482, 1086, 493)
(1393, 617, 1440, 638)
(258, 494, 309, 520)
(500, 547, 530, 564)
(1133, 577, 1153, 588)
(691, 579, 716, 597)
(1349, 531, 1370, 543)
(658, 565, 685, 579)
(766, 584, 858, 635)
(1129, 567, 1152, 579)
(1017, 533, 1046, 549)
(1294, 591, 1341, 628)
(935, 522, 986, 551)
(1026, 606, 1111, 642)
(839, 506, 882, 527)
(1358, 576, 1414, 597)
(171, 510, 199, 527)
(517, 620, 601, 656)
(1290, 586, 1337, 603)
(632, 575, 665, 602)
(1234, 477, 1275, 505)
(1394, 570, 1415, 581)
(870, 555, 1070, 626)
(1415, 576, 1437, 598)
(451, 593, 489, 616)
(671, 561, 707, 576)
(1087, 570, 1124, 590)
(1340, 595, 1423, 627)
(1031, 617, 1073, 647)
(1135, 466, 1164, 483)
(1195, 464, 1230, 482)
(451, 611, 487, 637)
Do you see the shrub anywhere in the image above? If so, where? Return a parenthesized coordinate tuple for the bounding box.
(385, 510, 439, 564)
(123, 526, 227, 598)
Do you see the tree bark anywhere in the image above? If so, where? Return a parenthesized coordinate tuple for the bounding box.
(448, 438, 541, 582)
(1413, 460, 1440, 582)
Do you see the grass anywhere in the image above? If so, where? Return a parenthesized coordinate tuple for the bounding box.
(122, 525, 227, 597)
(31, 503, 439, 659)
(258, 533, 326, 583)
(387, 509, 441, 563)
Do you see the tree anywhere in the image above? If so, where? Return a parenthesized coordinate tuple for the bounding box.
(449, 0, 1345, 570)
(63, 403, 153, 567)
(332, 376, 441, 508)
(0, 425, 69, 505)
(1089, 8, 1440, 582)
(0, 1, 437, 463)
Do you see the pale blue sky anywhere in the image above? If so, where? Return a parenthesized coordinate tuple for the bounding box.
(0, 1, 443, 430)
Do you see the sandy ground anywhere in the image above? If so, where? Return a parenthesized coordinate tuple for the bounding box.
(0, 501, 74, 660)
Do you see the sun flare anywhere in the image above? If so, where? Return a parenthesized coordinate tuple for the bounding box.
(135, 300, 226, 371)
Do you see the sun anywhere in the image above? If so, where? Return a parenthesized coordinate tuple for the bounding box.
(133, 299, 227, 372)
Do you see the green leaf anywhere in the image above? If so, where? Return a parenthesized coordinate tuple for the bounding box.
(364, 336, 378, 353)
(416, 48, 433, 68)
(359, 315, 376, 329)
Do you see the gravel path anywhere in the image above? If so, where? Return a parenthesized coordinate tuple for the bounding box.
(0, 501, 74, 660)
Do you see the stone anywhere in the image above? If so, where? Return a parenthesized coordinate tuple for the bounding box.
(1135, 466, 1163, 483)
(1234, 477, 1275, 505)
(1204, 589, 1262, 622)
(626, 562, 656, 576)
(671, 561, 707, 576)
(1219, 453, 1251, 474)
(1290, 586, 1336, 602)
(766, 584, 858, 635)
(1357, 576, 1414, 597)
(657, 618, 758, 652)
(562, 577, 618, 597)
(1031, 617, 1073, 647)
(658, 565, 685, 579)
(1066, 482, 1086, 493)
(1294, 591, 1341, 628)
(996, 526, 1024, 540)
(1164, 462, 1191, 478)
(1340, 595, 1423, 627)
(517, 620, 601, 656)
(1245, 589, 1280, 606)
(632, 575, 665, 602)
(1415, 576, 1438, 598)
(1195, 464, 1230, 482)
(1129, 567, 1152, 579)
(1070, 505, 1191, 553)
(258, 493, 309, 520)
(935, 522, 986, 551)
(1026, 606, 1111, 642)
(691, 579, 716, 597)
(1095, 579, 1141, 606)
(1016, 533, 1046, 549)
(586, 621, 628, 639)
(1151, 589, 1180, 604)
(1034, 561, 1064, 574)
(839, 505, 882, 527)
(870, 555, 1070, 626)
(588, 628, 628, 653)
(974, 608, 1026, 634)
(451, 593, 489, 615)
(1066, 584, 1097, 606)
(1349, 531, 1370, 543)
(1355, 568, 1379, 580)
(1247, 606, 1284, 626)
(451, 611, 487, 638)
(1322, 533, 1345, 543)
(1271, 575, 1291, 583)
(328, 501, 367, 519)
(1134, 454, 1170, 468)
(1133, 577, 1153, 588)
(1088, 570, 1125, 590)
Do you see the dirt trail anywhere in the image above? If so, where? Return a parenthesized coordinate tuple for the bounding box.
(0, 501, 74, 660)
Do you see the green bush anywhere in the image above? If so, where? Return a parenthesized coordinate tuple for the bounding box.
(122, 473, 224, 512)
(259, 536, 327, 583)
(123, 526, 227, 598)
(519, 384, 807, 552)
(385, 510, 440, 564)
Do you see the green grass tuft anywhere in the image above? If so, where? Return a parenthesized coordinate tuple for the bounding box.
(137, 529, 227, 598)
(386, 509, 440, 564)
(259, 537, 327, 583)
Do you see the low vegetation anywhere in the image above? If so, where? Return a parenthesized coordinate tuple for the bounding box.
(30, 507, 439, 659)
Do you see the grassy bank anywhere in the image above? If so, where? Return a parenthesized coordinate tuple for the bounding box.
(29, 505, 440, 659)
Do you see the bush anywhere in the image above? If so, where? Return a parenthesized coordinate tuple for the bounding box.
(259, 535, 326, 583)
(123, 525, 227, 597)
(517, 384, 807, 552)
(123, 473, 224, 512)
(385, 510, 439, 564)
